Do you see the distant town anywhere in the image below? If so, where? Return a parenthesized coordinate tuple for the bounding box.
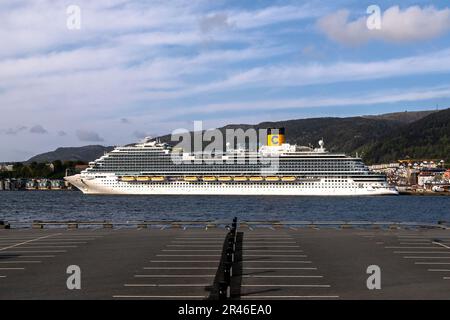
(369, 159, 449, 194)
(0, 161, 88, 191)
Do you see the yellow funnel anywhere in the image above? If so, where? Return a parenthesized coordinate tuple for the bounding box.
(267, 128, 285, 146)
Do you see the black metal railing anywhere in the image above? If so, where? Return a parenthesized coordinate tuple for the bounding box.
(209, 217, 242, 300)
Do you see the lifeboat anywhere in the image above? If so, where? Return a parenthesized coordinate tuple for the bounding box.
(281, 176, 296, 182)
(233, 176, 248, 182)
(218, 176, 232, 182)
(184, 176, 198, 182)
(136, 176, 150, 182)
(203, 176, 217, 182)
(121, 176, 136, 182)
(249, 177, 264, 182)
(265, 176, 280, 182)
(151, 176, 165, 182)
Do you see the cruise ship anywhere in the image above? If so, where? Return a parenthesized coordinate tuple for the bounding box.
(65, 128, 398, 196)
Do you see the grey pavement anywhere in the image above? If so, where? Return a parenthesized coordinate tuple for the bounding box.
(0, 227, 449, 300)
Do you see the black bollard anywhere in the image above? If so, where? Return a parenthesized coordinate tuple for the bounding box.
(224, 262, 231, 284)
(218, 281, 228, 300)
(226, 247, 234, 263)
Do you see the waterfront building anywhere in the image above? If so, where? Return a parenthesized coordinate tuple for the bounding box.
(38, 179, 51, 190)
(26, 179, 38, 190)
(50, 180, 65, 190)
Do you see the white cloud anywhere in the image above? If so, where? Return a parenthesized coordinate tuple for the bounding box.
(317, 6, 450, 45)
(230, 4, 322, 29)
(0, 1, 450, 161)
(156, 85, 450, 119)
(145, 48, 450, 99)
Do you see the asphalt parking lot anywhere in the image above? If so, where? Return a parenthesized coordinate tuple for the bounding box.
(0, 226, 449, 299)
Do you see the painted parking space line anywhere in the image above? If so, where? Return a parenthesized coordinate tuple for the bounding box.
(242, 284, 330, 288)
(162, 249, 220, 252)
(156, 254, 221, 257)
(398, 236, 450, 238)
(0, 242, 86, 245)
(0, 261, 41, 264)
(175, 238, 225, 240)
(124, 284, 210, 287)
(0, 268, 25, 270)
(404, 256, 450, 259)
(428, 269, 450, 272)
(113, 295, 206, 299)
(385, 246, 447, 249)
(0, 276, 5, 278)
(150, 260, 219, 263)
(242, 275, 323, 278)
(444, 277, 450, 280)
(243, 254, 307, 257)
(243, 246, 300, 248)
(243, 261, 312, 263)
(1, 250, 67, 253)
(170, 241, 223, 244)
(244, 241, 296, 243)
(18, 256, 54, 259)
(243, 250, 304, 253)
(0, 255, 55, 258)
(244, 237, 294, 239)
(245, 267, 317, 270)
(134, 274, 215, 278)
(14, 246, 78, 249)
(399, 242, 431, 245)
(0, 234, 61, 252)
(403, 256, 450, 259)
(415, 262, 450, 265)
(143, 267, 217, 270)
(243, 237, 295, 239)
(393, 251, 450, 254)
(0, 237, 58, 240)
(167, 245, 223, 247)
(398, 240, 432, 242)
(241, 295, 339, 299)
(432, 242, 450, 249)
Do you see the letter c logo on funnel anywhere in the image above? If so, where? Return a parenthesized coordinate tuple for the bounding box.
(271, 135, 279, 145)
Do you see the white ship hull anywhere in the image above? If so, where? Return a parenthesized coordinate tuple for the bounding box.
(65, 174, 398, 196)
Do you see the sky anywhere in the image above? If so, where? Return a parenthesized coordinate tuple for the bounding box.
(1, 0, 450, 161)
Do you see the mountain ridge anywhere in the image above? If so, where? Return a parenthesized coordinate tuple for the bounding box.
(24, 109, 448, 164)
(26, 145, 114, 163)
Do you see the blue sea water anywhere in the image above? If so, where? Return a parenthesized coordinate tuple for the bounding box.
(0, 191, 449, 223)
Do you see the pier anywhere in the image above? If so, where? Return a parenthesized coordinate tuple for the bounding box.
(0, 219, 449, 300)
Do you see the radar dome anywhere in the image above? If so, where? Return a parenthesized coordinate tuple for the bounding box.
(318, 139, 324, 148)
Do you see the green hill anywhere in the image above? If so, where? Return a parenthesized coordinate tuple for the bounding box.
(25, 109, 448, 165)
(26, 145, 114, 163)
(158, 110, 440, 158)
(362, 108, 450, 164)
